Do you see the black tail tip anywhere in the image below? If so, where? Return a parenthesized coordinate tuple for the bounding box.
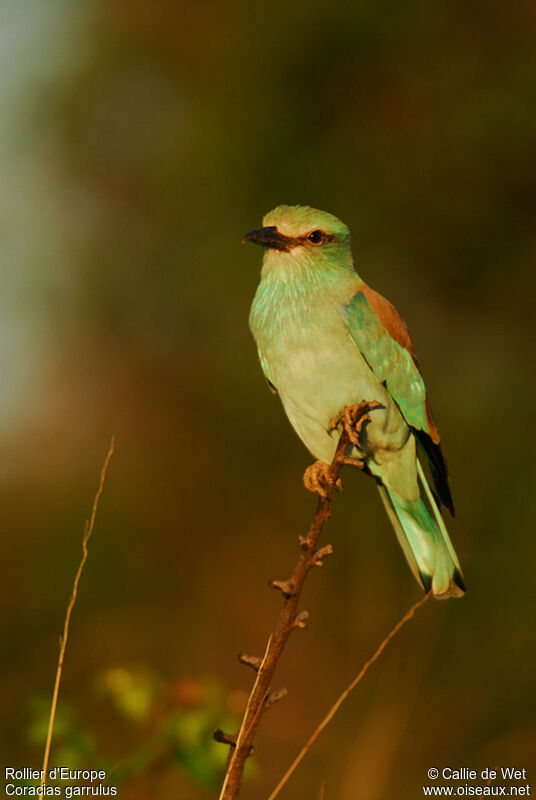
(419, 568, 467, 597)
(453, 568, 467, 593)
(419, 571, 432, 593)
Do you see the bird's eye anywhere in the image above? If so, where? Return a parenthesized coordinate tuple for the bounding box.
(308, 230, 324, 244)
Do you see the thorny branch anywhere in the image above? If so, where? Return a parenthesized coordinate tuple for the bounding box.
(216, 403, 381, 800)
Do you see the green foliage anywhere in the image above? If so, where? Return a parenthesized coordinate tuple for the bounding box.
(27, 670, 241, 792)
(27, 696, 97, 769)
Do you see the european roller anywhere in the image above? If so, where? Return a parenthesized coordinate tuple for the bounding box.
(246, 205, 465, 599)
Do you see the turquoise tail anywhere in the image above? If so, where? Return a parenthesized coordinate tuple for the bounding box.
(378, 462, 466, 598)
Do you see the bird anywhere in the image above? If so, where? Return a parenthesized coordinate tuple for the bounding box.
(245, 204, 465, 599)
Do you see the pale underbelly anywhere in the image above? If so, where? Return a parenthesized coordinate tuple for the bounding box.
(265, 335, 409, 464)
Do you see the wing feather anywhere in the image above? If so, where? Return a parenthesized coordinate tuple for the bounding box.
(342, 287, 454, 515)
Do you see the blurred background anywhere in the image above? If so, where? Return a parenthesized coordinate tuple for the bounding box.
(1, 1, 535, 798)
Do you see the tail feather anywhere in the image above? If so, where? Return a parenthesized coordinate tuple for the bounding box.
(378, 461, 465, 599)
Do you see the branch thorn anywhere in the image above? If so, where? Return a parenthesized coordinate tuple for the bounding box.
(238, 652, 262, 671)
(264, 687, 288, 710)
(214, 729, 255, 755)
(268, 579, 294, 598)
(214, 729, 236, 747)
(293, 610, 309, 629)
(313, 543, 334, 567)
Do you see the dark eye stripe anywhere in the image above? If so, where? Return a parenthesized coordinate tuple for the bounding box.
(274, 231, 337, 249)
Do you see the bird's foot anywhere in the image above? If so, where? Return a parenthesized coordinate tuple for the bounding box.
(303, 460, 341, 499)
(337, 454, 366, 470)
(329, 401, 384, 446)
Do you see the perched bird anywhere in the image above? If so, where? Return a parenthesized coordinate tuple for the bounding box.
(246, 205, 465, 598)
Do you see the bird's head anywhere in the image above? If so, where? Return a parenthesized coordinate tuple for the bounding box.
(243, 205, 354, 279)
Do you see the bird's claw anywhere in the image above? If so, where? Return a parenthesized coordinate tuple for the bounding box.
(303, 460, 341, 498)
(329, 401, 384, 446)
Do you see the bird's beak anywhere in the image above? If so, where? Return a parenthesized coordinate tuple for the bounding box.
(242, 226, 289, 251)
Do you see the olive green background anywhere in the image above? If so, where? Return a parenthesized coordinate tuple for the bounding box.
(1, 1, 535, 798)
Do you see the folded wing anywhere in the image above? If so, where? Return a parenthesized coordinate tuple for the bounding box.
(341, 286, 454, 515)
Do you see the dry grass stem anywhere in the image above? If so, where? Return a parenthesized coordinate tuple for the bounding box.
(40, 437, 115, 794)
(266, 591, 431, 800)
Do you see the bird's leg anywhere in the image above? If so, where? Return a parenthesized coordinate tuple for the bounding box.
(304, 402, 384, 496)
(329, 401, 384, 469)
(303, 460, 342, 499)
(330, 400, 384, 445)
